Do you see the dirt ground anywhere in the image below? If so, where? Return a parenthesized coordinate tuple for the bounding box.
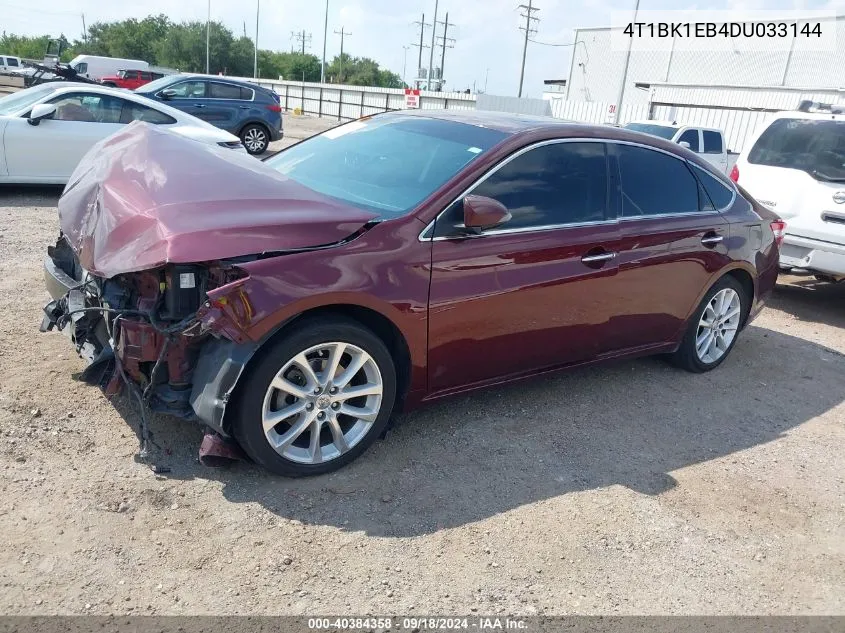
(0, 115, 844, 616)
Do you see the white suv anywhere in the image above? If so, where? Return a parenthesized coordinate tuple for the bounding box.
(732, 102, 845, 282)
(624, 121, 728, 173)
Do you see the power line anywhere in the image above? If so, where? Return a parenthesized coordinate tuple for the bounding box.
(528, 38, 574, 46)
(291, 30, 313, 54)
(517, 0, 539, 98)
(435, 12, 455, 92)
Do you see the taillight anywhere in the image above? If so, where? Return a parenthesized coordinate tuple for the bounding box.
(265, 104, 282, 113)
(770, 220, 786, 247)
(729, 164, 739, 182)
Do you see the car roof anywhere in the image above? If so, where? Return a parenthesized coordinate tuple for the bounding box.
(171, 74, 263, 89)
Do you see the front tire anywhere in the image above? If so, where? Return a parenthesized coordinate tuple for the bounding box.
(232, 317, 397, 476)
(670, 276, 748, 373)
(239, 123, 270, 155)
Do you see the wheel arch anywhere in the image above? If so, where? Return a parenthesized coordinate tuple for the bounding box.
(236, 118, 271, 137)
(220, 303, 414, 435)
(683, 263, 757, 330)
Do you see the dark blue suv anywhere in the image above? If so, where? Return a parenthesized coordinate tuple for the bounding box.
(136, 75, 283, 155)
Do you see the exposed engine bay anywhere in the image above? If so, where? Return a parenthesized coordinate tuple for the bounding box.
(41, 236, 249, 457)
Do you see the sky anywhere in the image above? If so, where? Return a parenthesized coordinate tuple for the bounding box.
(2, 0, 843, 97)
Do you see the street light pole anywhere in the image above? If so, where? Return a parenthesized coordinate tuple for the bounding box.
(253, 0, 259, 78)
(321, 0, 329, 83)
(402, 45, 409, 86)
(206, 0, 210, 74)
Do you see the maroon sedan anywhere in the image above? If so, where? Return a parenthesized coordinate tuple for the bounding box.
(42, 112, 783, 476)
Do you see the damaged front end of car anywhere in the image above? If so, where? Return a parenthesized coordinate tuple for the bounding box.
(41, 235, 258, 458)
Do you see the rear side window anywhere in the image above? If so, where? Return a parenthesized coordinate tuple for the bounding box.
(692, 164, 734, 209)
(209, 82, 243, 99)
(461, 142, 609, 230)
(677, 129, 700, 152)
(617, 145, 700, 217)
(702, 130, 723, 153)
(120, 101, 176, 124)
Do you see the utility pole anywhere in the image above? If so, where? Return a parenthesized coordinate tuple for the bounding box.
(206, 0, 211, 74)
(484, 67, 490, 92)
(427, 0, 439, 90)
(334, 27, 351, 82)
(517, 0, 539, 97)
(435, 12, 455, 92)
(614, 0, 640, 123)
(81, 13, 87, 43)
(321, 0, 329, 83)
(292, 30, 312, 55)
(402, 45, 410, 86)
(411, 14, 430, 89)
(253, 0, 259, 78)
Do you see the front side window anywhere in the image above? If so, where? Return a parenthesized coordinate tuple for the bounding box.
(74, 62, 88, 74)
(209, 82, 243, 99)
(165, 81, 207, 99)
(624, 122, 679, 140)
(435, 142, 609, 236)
(702, 130, 723, 154)
(7, 58, 19, 67)
(265, 115, 506, 218)
(677, 129, 700, 152)
(748, 118, 845, 182)
(617, 145, 700, 217)
(47, 92, 124, 123)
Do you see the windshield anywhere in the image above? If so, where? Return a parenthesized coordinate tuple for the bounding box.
(136, 75, 178, 94)
(264, 115, 507, 217)
(624, 122, 679, 140)
(0, 84, 58, 116)
(749, 118, 845, 182)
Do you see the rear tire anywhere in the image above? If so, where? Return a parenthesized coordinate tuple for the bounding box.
(232, 317, 397, 477)
(670, 276, 748, 373)
(239, 123, 270, 155)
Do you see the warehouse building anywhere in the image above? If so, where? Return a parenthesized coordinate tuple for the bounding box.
(545, 14, 845, 152)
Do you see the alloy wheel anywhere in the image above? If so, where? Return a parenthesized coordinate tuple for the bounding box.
(243, 127, 268, 153)
(261, 342, 384, 464)
(695, 288, 741, 364)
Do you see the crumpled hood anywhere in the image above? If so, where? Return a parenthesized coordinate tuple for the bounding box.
(58, 122, 378, 278)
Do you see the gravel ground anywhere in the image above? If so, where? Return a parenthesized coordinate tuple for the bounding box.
(0, 115, 843, 616)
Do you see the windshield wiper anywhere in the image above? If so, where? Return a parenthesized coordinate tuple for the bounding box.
(811, 169, 845, 183)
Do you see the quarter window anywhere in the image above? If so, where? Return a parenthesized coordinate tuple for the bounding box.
(209, 82, 243, 99)
(617, 145, 700, 217)
(677, 129, 700, 152)
(435, 142, 609, 236)
(702, 130, 723, 154)
(693, 164, 734, 209)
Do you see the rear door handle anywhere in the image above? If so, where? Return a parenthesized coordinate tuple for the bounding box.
(239, 105, 250, 109)
(193, 103, 206, 108)
(581, 251, 617, 263)
(701, 235, 724, 246)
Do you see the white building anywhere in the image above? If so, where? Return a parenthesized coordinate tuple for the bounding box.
(546, 14, 845, 152)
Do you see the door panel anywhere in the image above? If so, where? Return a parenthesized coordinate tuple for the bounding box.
(428, 225, 620, 392)
(3, 117, 121, 181)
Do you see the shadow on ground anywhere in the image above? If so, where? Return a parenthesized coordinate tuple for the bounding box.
(106, 322, 844, 538)
(0, 185, 63, 208)
(770, 275, 845, 329)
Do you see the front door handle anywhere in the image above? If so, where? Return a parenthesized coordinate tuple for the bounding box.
(193, 103, 206, 108)
(581, 251, 617, 263)
(701, 235, 724, 246)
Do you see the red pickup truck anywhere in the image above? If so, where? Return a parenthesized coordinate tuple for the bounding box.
(100, 69, 165, 90)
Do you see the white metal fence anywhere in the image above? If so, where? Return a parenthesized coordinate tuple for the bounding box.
(548, 98, 650, 125)
(230, 76, 476, 121)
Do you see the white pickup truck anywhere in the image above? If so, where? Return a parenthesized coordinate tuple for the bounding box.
(624, 120, 729, 174)
(732, 102, 845, 283)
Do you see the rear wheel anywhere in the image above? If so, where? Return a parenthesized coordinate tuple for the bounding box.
(232, 317, 396, 476)
(239, 123, 270, 155)
(670, 276, 748, 373)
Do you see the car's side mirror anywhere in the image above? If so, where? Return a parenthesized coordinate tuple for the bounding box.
(678, 140, 691, 149)
(159, 89, 177, 100)
(27, 103, 57, 126)
(463, 195, 512, 234)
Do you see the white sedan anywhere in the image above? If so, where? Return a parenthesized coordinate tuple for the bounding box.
(0, 82, 246, 184)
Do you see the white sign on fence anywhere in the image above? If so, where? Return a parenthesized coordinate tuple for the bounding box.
(605, 103, 617, 123)
(405, 88, 421, 109)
